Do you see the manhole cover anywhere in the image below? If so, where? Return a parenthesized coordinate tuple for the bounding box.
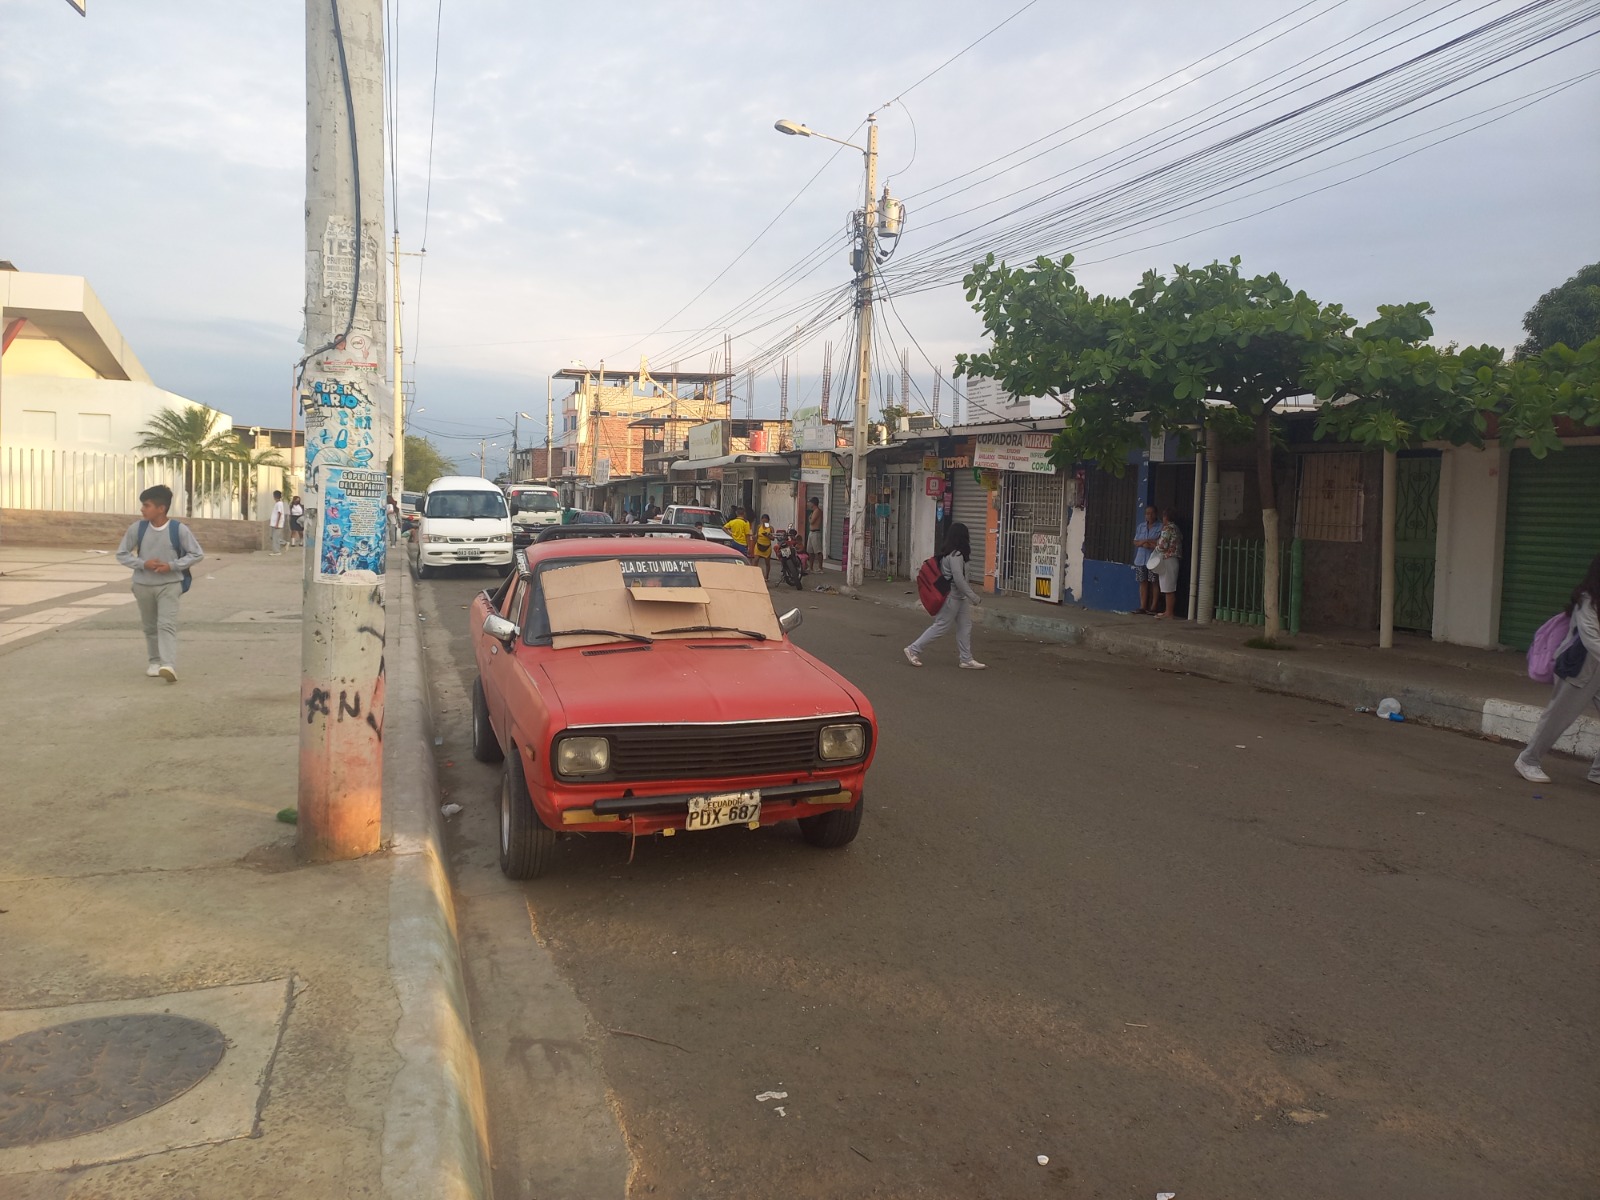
(0, 1014, 227, 1148)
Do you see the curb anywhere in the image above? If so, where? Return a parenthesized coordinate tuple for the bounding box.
(861, 588, 1600, 758)
(380, 567, 492, 1200)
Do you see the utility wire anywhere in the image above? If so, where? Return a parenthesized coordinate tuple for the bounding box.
(407, 0, 446, 384)
(876, 0, 1043, 110)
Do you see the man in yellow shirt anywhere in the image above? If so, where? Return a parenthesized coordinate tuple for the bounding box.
(723, 507, 751, 558)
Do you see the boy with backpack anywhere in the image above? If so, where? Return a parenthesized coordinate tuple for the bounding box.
(115, 484, 205, 682)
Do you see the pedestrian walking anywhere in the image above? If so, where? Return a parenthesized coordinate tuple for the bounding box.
(115, 484, 204, 683)
(753, 513, 775, 581)
(288, 494, 305, 547)
(386, 494, 400, 546)
(1150, 508, 1184, 619)
(724, 507, 751, 557)
(904, 522, 986, 669)
(1133, 504, 1161, 614)
(806, 496, 824, 560)
(269, 490, 286, 554)
(1515, 552, 1600, 786)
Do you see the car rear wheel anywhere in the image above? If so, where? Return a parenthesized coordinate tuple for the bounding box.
(798, 794, 864, 848)
(500, 748, 556, 879)
(471, 677, 503, 763)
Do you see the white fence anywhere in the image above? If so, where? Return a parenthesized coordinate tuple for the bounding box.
(1, 446, 288, 521)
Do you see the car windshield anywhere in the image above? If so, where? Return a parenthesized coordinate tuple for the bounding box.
(401, 492, 423, 508)
(427, 490, 507, 519)
(516, 493, 560, 512)
(522, 551, 767, 646)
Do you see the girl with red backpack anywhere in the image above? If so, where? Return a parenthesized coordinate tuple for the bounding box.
(904, 523, 986, 670)
(1515, 552, 1600, 785)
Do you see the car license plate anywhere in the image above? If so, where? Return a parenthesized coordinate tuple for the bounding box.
(685, 790, 761, 831)
(458, 550, 482, 559)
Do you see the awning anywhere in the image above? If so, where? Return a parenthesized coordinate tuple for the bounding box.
(668, 452, 793, 472)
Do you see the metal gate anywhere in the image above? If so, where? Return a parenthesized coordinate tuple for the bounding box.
(829, 473, 847, 565)
(887, 472, 915, 577)
(1394, 453, 1440, 633)
(997, 472, 1065, 595)
(1499, 446, 1600, 650)
(948, 469, 988, 585)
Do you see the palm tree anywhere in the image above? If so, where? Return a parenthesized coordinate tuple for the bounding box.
(134, 406, 240, 515)
(222, 440, 287, 520)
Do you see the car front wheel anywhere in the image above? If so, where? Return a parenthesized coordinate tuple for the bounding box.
(798, 794, 864, 848)
(471, 678, 504, 763)
(500, 748, 556, 879)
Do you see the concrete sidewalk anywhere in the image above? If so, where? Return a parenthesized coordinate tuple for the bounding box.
(833, 575, 1600, 760)
(0, 544, 486, 1199)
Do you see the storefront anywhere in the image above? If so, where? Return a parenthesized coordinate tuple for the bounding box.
(971, 428, 1068, 598)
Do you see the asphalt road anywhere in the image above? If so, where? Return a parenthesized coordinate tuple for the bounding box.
(418, 564, 1599, 1200)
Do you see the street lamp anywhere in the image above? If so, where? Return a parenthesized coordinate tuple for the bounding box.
(491, 412, 537, 481)
(477, 440, 500, 478)
(776, 113, 879, 588)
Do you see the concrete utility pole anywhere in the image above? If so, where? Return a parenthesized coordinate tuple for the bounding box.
(545, 374, 554, 482)
(848, 117, 878, 589)
(392, 233, 405, 493)
(297, 0, 391, 860)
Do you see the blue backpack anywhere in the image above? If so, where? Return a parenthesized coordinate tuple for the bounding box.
(136, 520, 193, 594)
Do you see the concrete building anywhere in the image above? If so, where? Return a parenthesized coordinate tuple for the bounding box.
(1, 266, 231, 456)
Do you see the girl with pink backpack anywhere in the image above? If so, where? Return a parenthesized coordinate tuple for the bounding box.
(1516, 552, 1600, 785)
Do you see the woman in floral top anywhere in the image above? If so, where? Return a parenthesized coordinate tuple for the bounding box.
(1153, 509, 1183, 619)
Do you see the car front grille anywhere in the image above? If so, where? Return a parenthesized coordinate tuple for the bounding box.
(578, 719, 863, 783)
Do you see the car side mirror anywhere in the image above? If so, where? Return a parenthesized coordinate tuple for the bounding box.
(483, 614, 518, 646)
(778, 608, 803, 633)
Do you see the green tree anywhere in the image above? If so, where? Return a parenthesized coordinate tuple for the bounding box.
(133, 406, 241, 515)
(396, 435, 452, 491)
(221, 437, 286, 520)
(1517, 262, 1600, 359)
(958, 255, 1354, 640)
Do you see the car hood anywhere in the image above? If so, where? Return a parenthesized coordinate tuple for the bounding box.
(537, 642, 862, 728)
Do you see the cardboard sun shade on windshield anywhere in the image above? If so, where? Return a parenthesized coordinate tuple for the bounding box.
(541, 560, 639, 649)
(682, 560, 784, 641)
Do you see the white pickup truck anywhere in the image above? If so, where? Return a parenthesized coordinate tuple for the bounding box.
(508, 485, 562, 543)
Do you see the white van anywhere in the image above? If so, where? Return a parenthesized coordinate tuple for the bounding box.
(506, 484, 562, 542)
(409, 476, 513, 578)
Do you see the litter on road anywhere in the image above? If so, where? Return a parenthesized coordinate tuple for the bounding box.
(441, 803, 462, 816)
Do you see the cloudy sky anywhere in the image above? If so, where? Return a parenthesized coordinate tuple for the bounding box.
(5, 0, 1597, 473)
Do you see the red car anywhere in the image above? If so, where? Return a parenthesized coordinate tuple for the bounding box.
(469, 527, 877, 878)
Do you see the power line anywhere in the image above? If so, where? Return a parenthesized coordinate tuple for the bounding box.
(876, 0, 1043, 111)
(408, 0, 445, 382)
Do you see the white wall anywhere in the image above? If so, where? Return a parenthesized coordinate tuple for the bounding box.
(0, 376, 230, 456)
(1432, 445, 1507, 648)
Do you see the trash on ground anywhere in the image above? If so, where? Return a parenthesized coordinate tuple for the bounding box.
(275, 807, 297, 824)
(1036, 1154, 1050, 1165)
(774, 1106, 787, 1116)
(1158, 1193, 1177, 1199)
(1235, 744, 1247, 749)
(434, 736, 444, 746)
(755, 1090, 788, 1102)
(1354, 706, 1372, 714)
(441, 803, 462, 816)
(1376, 697, 1402, 719)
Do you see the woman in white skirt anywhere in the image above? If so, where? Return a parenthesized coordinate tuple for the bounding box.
(1151, 509, 1184, 619)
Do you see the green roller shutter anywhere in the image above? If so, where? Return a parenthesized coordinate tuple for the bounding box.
(1498, 446, 1600, 650)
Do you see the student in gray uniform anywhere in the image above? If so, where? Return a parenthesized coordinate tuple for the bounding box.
(115, 484, 205, 682)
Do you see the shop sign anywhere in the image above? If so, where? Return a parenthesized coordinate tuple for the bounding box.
(922, 456, 940, 472)
(686, 421, 728, 461)
(1030, 532, 1063, 604)
(594, 457, 611, 486)
(975, 431, 1057, 474)
(800, 451, 831, 484)
(941, 455, 971, 470)
(924, 476, 945, 497)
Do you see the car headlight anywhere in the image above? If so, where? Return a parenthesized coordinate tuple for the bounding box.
(425, 534, 451, 543)
(556, 735, 611, 777)
(819, 723, 867, 761)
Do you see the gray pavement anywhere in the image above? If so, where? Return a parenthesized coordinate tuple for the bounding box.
(837, 574, 1600, 759)
(0, 545, 486, 1200)
(421, 566, 1600, 1200)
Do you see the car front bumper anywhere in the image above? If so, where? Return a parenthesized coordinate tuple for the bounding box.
(416, 542, 513, 567)
(543, 770, 867, 835)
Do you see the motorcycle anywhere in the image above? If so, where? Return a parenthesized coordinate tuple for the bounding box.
(775, 528, 805, 590)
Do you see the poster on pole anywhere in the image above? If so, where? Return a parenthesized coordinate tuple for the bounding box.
(1030, 532, 1063, 603)
(303, 375, 387, 583)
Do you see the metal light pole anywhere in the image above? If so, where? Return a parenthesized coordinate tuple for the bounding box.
(545, 374, 555, 482)
(298, 0, 390, 860)
(776, 115, 878, 588)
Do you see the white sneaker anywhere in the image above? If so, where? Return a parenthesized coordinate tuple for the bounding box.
(159, 665, 177, 683)
(1514, 757, 1550, 784)
(903, 646, 922, 667)
(146, 663, 162, 678)
(959, 659, 988, 670)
